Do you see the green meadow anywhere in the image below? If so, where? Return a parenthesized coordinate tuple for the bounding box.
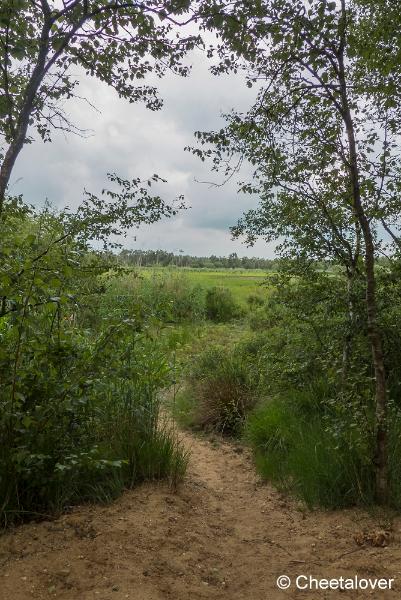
(138, 267, 272, 305)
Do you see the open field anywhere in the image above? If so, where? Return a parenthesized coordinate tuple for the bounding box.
(136, 267, 273, 305)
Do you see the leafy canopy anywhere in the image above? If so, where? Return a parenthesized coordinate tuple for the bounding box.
(0, 0, 200, 149)
(191, 0, 401, 266)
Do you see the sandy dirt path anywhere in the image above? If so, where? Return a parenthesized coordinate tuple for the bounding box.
(1, 431, 400, 600)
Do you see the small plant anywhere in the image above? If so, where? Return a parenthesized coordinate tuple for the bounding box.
(247, 293, 265, 308)
(205, 286, 242, 322)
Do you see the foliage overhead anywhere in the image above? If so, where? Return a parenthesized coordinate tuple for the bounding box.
(0, 0, 204, 211)
(0, 0, 199, 145)
(192, 0, 401, 264)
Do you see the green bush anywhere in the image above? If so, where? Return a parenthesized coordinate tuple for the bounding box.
(241, 273, 379, 508)
(0, 309, 188, 524)
(239, 270, 401, 509)
(247, 293, 265, 308)
(205, 286, 242, 322)
(0, 201, 188, 526)
(97, 379, 188, 489)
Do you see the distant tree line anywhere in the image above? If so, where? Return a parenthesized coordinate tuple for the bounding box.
(117, 249, 280, 270)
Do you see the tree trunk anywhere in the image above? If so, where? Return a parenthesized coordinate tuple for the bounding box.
(0, 20, 50, 216)
(342, 268, 355, 384)
(344, 118, 388, 505)
(338, 36, 388, 503)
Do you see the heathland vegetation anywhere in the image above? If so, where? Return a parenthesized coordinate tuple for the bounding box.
(175, 265, 401, 509)
(2, 0, 401, 532)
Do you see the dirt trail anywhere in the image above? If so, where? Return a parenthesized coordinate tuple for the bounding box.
(1, 431, 401, 600)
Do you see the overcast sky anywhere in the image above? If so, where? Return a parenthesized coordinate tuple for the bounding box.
(11, 48, 277, 258)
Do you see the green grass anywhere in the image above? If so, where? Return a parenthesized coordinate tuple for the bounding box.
(138, 267, 272, 306)
(245, 394, 376, 509)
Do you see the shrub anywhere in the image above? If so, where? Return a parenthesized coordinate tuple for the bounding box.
(0, 309, 188, 524)
(247, 293, 265, 308)
(142, 273, 205, 323)
(240, 270, 401, 509)
(0, 202, 188, 526)
(97, 379, 189, 489)
(205, 286, 242, 322)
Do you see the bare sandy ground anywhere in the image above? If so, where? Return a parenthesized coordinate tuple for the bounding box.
(1, 431, 400, 600)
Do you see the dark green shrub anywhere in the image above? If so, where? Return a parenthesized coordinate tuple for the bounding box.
(0, 202, 188, 526)
(205, 286, 242, 322)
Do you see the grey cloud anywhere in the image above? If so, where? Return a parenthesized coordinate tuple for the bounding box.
(11, 48, 275, 257)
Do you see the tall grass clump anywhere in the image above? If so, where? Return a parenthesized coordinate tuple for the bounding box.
(100, 378, 188, 489)
(103, 270, 205, 324)
(176, 342, 260, 435)
(245, 390, 376, 508)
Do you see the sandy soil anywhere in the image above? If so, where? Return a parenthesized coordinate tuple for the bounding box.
(1, 431, 401, 600)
